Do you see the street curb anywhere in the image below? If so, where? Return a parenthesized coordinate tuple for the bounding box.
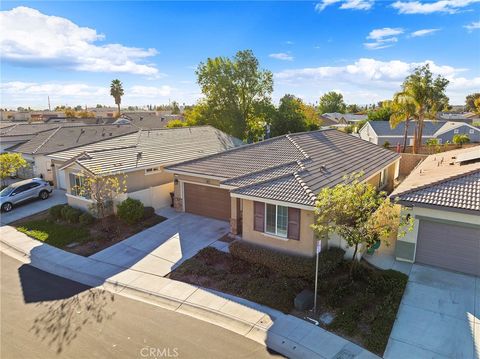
(0, 237, 328, 359)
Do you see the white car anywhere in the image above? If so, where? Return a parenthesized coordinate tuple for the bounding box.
(0, 178, 53, 212)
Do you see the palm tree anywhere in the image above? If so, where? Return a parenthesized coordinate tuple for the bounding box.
(110, 79, 124, 117)
(396, 64, 449, 153)
(390, 94, 416, 153)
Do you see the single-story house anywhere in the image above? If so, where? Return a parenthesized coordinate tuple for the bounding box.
(53, 126, 243, 212)
(320, 113, 367, 126)
(437, 112, 480, 124)
(391, 146, 480, 276)
(118, 112, 184, 129)
(10, 124, 136, 182)
(359, 120, 480, 147)
(165, 129, 401, 258)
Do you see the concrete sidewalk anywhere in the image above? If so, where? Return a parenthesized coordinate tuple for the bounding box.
(0, 225, 379, 359)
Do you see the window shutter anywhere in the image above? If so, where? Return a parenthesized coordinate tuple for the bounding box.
(253, 201, 265, 232)
(288, 208, 301, 240)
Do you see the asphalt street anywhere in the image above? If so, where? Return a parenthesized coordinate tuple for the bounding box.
(0, 253, 280, 359)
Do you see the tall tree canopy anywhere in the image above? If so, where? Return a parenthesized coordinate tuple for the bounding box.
(367, 101, 393, 121)
(318, 91, 346, 114)
(390, 94, 416, 152)
(194, 50, 273, 140)
(394, 64, 449, 153)
(271, 95, 309, 136)
(110, 79, 124, 117)
(466, 93, 480, 112)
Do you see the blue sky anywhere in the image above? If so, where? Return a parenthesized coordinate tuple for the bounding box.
(1, 1, 479, 109)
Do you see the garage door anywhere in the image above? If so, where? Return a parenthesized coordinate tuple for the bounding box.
(184, 183, 230, 221)
(56, 169, 66, 189)
(416, 219, 480, 276)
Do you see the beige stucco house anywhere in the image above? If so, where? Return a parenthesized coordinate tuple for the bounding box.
(51, 126, 243, 213)
(166, 129, 401, 258)
(391, 146, 480, 276)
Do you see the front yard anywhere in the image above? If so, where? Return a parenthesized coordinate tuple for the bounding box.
(13, 203, 166, 256)
(170, 243, 408, 356)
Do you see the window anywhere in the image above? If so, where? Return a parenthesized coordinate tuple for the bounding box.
(454, 129, 459, 134)
(379, 168, 388, 188)
(265, 204, 288, 237)
(70, 174, 90, 199)
(469, 129, 475, 134)
(145, 167, 161, 175)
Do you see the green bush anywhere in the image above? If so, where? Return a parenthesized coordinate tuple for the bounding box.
(197, 247, 222, 265)
(143, 206, 155, 219)
(49, 204, 65, 220)
(117, 198, 144, 224)
(79, 212, 95, 225)
(229, 241, 344, 281)
(64, 207, 82, 224)
(60, 205, 73, 220)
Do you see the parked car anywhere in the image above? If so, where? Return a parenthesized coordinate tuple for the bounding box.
(0, 178, 53, 212)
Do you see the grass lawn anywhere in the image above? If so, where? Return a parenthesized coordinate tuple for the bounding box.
(13, 210, 167, 256)
(16, 219, 92, 247)
(171, 246, 408, 356)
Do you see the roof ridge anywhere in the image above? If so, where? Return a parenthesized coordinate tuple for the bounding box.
(292, 171, 317, 205)
(32, 127, 61, 154)
(286, 134, 310, 159)
(222, 160, 303, 185)
(393, 168, 480, 199)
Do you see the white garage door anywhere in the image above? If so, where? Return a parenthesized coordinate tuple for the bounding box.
(416, 219, 480, 276)
(56, 169, 66, 190)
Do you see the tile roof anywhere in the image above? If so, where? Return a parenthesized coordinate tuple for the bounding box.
(395, 170, 480, 212)
(0, 123, 82, 137)
(368, 120, 446, 137)
(392, 146, 480, 212)
(57, 126, 244, 175)
(167, 129, 400, 206)
(13, 124, 136, 155)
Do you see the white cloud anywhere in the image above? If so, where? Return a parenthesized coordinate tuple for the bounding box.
(285, 40, 294, 45)
(274, 58, 477, 104)
(129, 85, 173, 97)
(410, 28, 441, 37)
(0, 7, 159, 76)
(0, 81, 176, 108)
(315, 0, 374, 11)
(392, 0, 480, 14)
(464, 21, 480, 31)
(269, 53, 294, 61)
(364, 27, 403, 50)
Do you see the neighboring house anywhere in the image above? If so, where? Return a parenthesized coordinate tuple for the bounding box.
(119, 112, 184, 129)
(0, 123, 83, 153)
(359, 120, 480, 147)
(321, 113, 367, 126)
(391, 146, 480, 276)
(437, 112, 480, 124)
(53, 126, 243, 213)
(165, 129, 400, 259)
(10, 124, 137, 183)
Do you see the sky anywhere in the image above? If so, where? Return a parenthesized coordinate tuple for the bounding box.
(1, 0, 479, 109)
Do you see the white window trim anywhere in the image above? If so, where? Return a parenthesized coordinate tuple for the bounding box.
(454, 129, 459, 134)
(469, 129, 474, 134)
(265, 204, 288, 238)
(145, 167, 161, 176)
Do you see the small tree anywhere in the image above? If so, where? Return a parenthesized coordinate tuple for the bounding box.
(0, 153, 28, 187)
(74, 171, 127, 230)
(166, 119, 187, 128)
(312, 173, 411, 273)
(453, 134, 470, 146)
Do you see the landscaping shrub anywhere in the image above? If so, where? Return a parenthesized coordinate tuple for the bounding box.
(197, 247, 222, 265)
(64, 207, 83, 224)
(79, 212, 95, 225)
(243, 276, 299, 313)
(143, 206, 155, 219)
(49, 204, 65, 220)
(60, 205, 73, 220)
(117, 198, 144, 225)
(229, 241, 344, 281)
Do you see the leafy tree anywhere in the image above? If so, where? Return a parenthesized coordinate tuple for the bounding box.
(64, 108, 76, 117)
(346, 104, 361, 113)
(318, 92, 346, 114)
(301, 102, 320, 130)
(367, 101, 393, 121)
(312, 173, 411, 272)
(0, 153, 28, 187)
(465, 93, 480, 112)
(453, 134, 470, 145)
(166, 119, 187, 128)
(195, 50, 273, 140)
(474, 97, 480, 115)
(271, 95, 309, 136)
(390, 95, 416, 153)
(171, 101, 181, 114)
(110, 79, 124, 117)
(395, 64, 449, 153)
(73, 171, 127, 229)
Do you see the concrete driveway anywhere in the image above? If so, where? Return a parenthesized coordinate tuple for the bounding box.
(385, 264, 479, 358)
(0, 190, 67, 225)
(90, 212, 230, 277)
